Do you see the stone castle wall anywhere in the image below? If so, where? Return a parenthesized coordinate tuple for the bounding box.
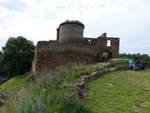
(97, 37, 120, 57)
(33, 41, 99, 76)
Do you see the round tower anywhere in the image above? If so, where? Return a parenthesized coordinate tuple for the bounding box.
(58, 20, 84, 43)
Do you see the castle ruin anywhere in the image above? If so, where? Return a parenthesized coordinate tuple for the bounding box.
(32, 20, 120, 76)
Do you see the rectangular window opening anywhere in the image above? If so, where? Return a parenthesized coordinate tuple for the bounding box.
(107, 40, 111, 47)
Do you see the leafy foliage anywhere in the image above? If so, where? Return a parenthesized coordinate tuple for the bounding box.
(1, 36, 35, 76)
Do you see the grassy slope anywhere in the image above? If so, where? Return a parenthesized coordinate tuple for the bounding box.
(0, 73, 32, 92)
(86, 70, 150, 113)
(0, 74, 32, 113)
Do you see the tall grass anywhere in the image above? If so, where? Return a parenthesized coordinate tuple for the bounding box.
(60, 58, 128, 83)
(108, 58, 128, 67)
(59, 63, 110, 83)
(8, 75, 92, 113)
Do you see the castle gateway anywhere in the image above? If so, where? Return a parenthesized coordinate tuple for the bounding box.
(32, 20, 120, 76)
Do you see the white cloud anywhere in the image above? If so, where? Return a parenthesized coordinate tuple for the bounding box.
(0, 0, 150, 55)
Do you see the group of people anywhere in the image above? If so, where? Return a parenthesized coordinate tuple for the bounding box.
(128, 58, 145, 71)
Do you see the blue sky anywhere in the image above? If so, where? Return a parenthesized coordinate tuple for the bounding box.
(0, 0, 150, 55)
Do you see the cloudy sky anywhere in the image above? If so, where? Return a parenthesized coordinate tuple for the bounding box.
(0, 0, 150, 55)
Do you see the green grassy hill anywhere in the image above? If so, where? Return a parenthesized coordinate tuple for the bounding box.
(86, 70, 150, 113)
(0, 73, 32, 92)
(0, 73, 32, 113)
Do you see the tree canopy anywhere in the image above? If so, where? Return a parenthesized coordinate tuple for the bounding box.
(0, 51, 3, 75)
(0, 51, 2, 56)
(1, 36, 35, 76)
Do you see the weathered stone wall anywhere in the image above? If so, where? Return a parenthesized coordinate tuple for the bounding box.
(33, 41, 99, 76)
(97, 37, 120, 57)
(32, 36, 120, 76)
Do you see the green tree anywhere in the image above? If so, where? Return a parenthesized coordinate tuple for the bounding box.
(0, 51, 3, 75)
(2, 36, 35, 76)
(0, 51, 2, 56)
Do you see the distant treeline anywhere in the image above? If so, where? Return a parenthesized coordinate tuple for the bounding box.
(119, 53, 150, 62)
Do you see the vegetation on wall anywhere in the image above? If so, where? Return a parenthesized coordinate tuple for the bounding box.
(0, 36, 35, 77)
